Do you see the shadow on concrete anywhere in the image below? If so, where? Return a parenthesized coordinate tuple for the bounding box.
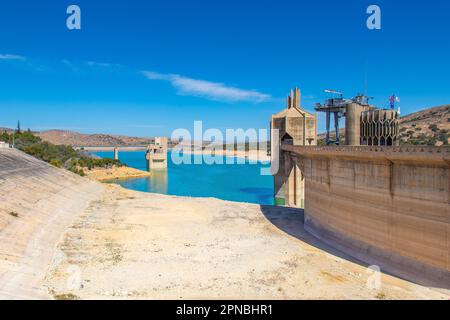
(259, 205, 450, 291)
(259, 205, 371, 266)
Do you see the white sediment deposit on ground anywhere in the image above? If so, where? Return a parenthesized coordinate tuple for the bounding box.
(0, 149, 448, 300)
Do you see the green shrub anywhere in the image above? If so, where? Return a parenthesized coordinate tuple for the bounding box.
(8, 211, 19, 218)
(1, 131, 122, 176)
(429, 124, 439, 132)
(50, 159, 62, 168)
(438, 133, 449, 145)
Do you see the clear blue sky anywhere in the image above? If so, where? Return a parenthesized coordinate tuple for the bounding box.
(0, 0, 449, 137)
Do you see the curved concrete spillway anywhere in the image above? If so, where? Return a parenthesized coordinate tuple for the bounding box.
(0, 149, 102, 299)
(281, 145, 450, 286)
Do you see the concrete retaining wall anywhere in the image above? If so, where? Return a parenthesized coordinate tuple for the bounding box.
(0, 149, 103, 299)
(282, 145, 450, 284)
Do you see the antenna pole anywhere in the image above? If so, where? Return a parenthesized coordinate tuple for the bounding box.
(364, 60, 368, 95)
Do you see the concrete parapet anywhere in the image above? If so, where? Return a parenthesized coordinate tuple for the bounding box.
(283, 145, 450, 163)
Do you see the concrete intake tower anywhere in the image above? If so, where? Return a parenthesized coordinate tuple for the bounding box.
(271, 87, 450, 286)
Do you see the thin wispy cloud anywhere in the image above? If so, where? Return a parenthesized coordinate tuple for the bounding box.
(0, 54, 26, 61)
(61, 59, 82, 73)
(59, 59, 126, 75)
(142, 71, 271, 103)
(85, 61, 122, 68)
(127, 124, 164, 129)
(2, 54, 272, 103)
(302, 94, 316, 100)
(61, 59, 72, 66)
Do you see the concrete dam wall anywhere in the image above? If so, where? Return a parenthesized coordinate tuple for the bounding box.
(0, 149, 102, 299)
(281, 145, 450, 284)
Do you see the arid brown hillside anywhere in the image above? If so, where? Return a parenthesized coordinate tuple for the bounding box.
(0, 127, 14, 133)
(318, 105, 450, 146)
(398, 105, 449, 146)
(37, 130, 154, 147)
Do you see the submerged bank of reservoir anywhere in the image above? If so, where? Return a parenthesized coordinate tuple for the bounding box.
(94, 151, 274, 205)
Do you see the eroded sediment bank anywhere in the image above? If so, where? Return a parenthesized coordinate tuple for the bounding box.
(83, 166, 151, 181)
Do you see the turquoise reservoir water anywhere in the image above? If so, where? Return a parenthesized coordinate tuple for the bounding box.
(94, 151, 274, 205)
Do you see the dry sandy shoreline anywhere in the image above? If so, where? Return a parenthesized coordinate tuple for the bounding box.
(83, 166, 151, 181)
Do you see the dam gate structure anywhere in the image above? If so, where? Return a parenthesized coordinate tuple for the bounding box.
(270, 87, 317, 207)
(315, 91, 400, 146)
(87, 139, 169, 171)
(360, 109, 400, 146)
(146, 137, 168, 171)
(271, 87, 450, 285)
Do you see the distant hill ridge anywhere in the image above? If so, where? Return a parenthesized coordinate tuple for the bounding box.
(37, 130, 155, 147)
(0, 127, 14, 133)
(2, 105, 449, 147)
(398, 105, 449, 146)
